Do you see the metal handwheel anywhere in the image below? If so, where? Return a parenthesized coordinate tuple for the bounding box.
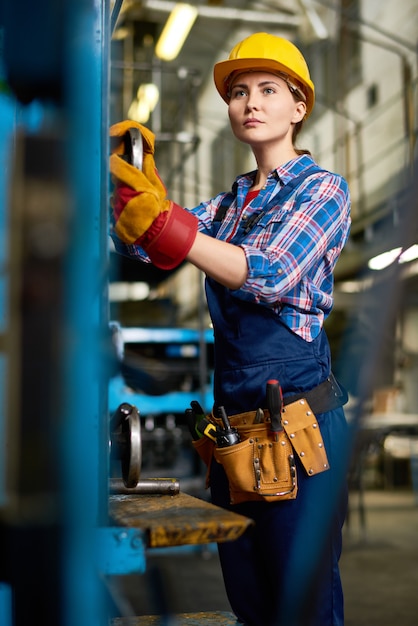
(110, 402, 142, 488)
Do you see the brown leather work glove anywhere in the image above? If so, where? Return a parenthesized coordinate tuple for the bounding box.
(109, 121, 198, 270)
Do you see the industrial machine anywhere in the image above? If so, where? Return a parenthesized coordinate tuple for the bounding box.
(109, 325, 214, 470)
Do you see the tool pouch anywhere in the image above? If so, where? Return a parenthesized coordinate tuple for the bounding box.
(191, 399, 330, 503)
(214, 423, 297, 504)
(281, 399, 330, 477)
(213, 399, 330, 505)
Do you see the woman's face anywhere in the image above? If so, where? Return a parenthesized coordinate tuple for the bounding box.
(227, 71, 306, 149)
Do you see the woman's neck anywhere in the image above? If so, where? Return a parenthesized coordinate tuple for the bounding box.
(251, 145, 299, 190)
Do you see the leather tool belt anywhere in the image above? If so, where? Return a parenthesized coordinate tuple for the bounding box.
(192, 374, 348, 505)
(282, 372, 348, 414)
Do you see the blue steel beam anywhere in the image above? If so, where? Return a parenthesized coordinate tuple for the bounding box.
(0, 3, 150, 624)
(59, 1, 112, 625)
(109, 373, 214, 415)
(96, 527, 147, 576)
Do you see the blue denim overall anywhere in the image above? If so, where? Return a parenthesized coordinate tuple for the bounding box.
(205, 173, 348, 626)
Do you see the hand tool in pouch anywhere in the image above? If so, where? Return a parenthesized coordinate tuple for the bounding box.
(186, 400, 216, 441)
(191, 400, 206, 426)
(185, 408, 201, 441)
(266, 379, 283, 441)
(216, 406, 240, 448)
(253, 407, 264, 423)
(196, 418, 218, 442)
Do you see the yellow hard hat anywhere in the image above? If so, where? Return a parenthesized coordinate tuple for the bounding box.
(213, 32, 315, 117)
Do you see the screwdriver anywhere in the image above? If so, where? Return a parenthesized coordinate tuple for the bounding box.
(266, 379, 283, 441)
(216, 406, 240, 448)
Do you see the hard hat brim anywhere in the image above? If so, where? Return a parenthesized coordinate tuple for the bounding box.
(213, 57, 314, 116)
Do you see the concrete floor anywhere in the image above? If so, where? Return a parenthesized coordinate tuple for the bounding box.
(341, 489, 418, 626)
(110, 487, 418, 625)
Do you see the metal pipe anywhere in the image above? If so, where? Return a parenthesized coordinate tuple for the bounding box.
(143, 0, 300, 27)
(109, 478, 180, 495)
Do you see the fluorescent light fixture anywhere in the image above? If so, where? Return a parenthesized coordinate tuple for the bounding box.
(368, 247, 402, 270)
(399, 244, 418, 264)
(368, 244, 418, 270)
(137, 83, 159, 111)
(128, 83, 160, 123)
(155, 3, 198, 61)
(112, 26, 131, 40)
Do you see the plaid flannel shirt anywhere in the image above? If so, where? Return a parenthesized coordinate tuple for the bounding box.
(112, 154, 351, 342)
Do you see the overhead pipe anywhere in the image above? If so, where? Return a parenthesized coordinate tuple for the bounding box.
(143, 0, 300, 26)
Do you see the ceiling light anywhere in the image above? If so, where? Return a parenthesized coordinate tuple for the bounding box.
(137, 83, 159, 111)
(112, 26, 131, 40)
(128, 99, 150, 123)
(368, 244, 418, 270)
(368, 247, 402, 270)
(155, 3, 198, 61)
(128, 83, 160, 123)
(399, 244, 418, 264)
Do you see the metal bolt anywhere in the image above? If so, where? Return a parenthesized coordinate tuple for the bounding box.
(131, 533, 144, 549)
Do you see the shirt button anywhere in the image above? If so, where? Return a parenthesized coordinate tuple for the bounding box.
(277, 268, 283, 274)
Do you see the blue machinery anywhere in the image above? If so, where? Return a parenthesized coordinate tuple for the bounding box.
(109, 325, 215, 472)
(109, 326, 214, 414)
(0, 2, 152, 624)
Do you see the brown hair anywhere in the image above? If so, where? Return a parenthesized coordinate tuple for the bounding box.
(293, 120, 311, 156)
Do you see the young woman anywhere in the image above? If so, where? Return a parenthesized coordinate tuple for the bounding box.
(110, 33, 351, 626)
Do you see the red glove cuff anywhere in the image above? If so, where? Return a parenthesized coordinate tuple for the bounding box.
(138, 203, 198, 270)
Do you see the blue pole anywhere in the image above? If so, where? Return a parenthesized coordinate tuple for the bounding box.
(59, 1, 110, 625)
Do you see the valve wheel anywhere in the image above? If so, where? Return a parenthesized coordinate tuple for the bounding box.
(121, 406, 142, 488)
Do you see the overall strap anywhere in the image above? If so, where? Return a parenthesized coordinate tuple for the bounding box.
(213, 164, 323, 233)
(213, 194, 233, 223)
(213, 189, 235, 223)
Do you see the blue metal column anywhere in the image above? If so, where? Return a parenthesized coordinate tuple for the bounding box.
(1, 4, 148, 625)
(60, 1, 111, 625)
